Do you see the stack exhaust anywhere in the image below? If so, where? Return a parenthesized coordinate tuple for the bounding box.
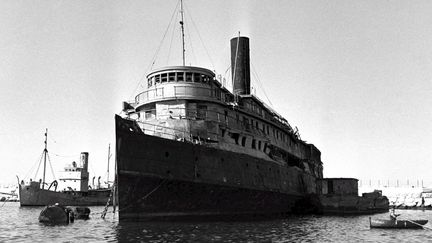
(230, 36, 251, 95)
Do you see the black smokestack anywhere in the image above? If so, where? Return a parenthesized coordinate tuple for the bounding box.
(230, 36, 250, 95)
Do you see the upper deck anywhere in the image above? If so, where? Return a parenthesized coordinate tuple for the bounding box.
(134, 66, 234, 109)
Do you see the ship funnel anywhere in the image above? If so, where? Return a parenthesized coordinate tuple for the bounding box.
(80, 152, 89, 192)
(230, 36, 251, 95)
(80, 152, 89, 171)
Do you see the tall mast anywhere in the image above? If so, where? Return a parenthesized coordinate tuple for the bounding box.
(42, 128, 48, 189)
(180, 0, 186, 66)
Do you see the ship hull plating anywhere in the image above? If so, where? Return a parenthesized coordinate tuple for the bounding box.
(119, 173, 302, 221)
(116, 116, 317, 221)
(19, 185, 111, 206)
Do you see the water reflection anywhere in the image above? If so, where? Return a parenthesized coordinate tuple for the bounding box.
(2, 203, 432, 242)
(114, 213, 432, 242)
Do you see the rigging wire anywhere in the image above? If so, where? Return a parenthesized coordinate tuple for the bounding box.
(185, 20, 196, 66)
(125, 0, 180, 102)
(166, 8, 179, 66)
(149, 0, 180, 71)
(224, 65, 231, 77)
(47, 153, 57, 181)
(23, 152, 43, 181)
(250, 62, 274, 107)
(183, 2, 215, 70)
(232, 32, 240, 99)
(33, 151, 44, 181)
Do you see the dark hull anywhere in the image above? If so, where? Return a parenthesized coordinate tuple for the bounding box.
(119, 172, 302, 221)
(370, 218, 428, 229)
(116, 115, 318, 221)
(19, 184, 111, 206)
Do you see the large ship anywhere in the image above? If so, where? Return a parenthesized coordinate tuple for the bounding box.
(115, 2, 323, 221)
(18, 130, 112, 206)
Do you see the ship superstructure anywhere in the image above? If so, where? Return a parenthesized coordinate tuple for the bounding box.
(116, 36, 323, 221)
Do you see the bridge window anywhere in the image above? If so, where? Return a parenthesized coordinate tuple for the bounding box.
(169, 73, 176, 82)
(155, 75, 161, 84)
(252, 139, 256, 149)
(241, 137, 246, 147)
(177, 72, 184, 82)
(194, 74, 202, 82)
(161, 73, 168, 83)
(147, 77, 153, 88)
(186, 72, 193, 82)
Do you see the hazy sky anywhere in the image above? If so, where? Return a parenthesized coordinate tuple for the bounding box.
(1, 0, 431, 186)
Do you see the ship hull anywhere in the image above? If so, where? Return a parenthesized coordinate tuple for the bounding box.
(119, 171, 302, 221)
(19, 184, 111, 206)
(116, 115, 318, 221)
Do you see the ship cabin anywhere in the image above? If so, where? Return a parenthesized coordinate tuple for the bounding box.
(123, 37, 323, 179)
(57, 152, 90, 192)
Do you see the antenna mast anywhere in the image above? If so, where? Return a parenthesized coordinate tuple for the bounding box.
(180, 0, 186, 66)
(42, 128, 48, 189)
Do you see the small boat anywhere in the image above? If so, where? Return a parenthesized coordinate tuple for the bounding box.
(369, 218, 428, 229)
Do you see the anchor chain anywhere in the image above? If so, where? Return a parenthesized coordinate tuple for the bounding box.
(101, 183, 115, 219)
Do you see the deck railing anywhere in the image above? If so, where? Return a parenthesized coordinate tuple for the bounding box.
(135, 119, 219, 144)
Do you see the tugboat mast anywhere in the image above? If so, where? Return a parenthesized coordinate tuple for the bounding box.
(42, 128, 48, 189)
(180, 0, 186, 66)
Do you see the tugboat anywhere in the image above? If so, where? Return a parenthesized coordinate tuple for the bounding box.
(18, 129, 112, 206)
(115, 1, 323, 221)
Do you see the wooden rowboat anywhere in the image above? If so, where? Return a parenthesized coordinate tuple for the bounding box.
(369, 217, 428, 229)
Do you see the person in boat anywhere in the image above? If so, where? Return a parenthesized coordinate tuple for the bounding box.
(390, 207, 400, 220)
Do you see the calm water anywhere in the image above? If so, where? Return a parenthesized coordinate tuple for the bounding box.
(1, 202, 431, 242)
